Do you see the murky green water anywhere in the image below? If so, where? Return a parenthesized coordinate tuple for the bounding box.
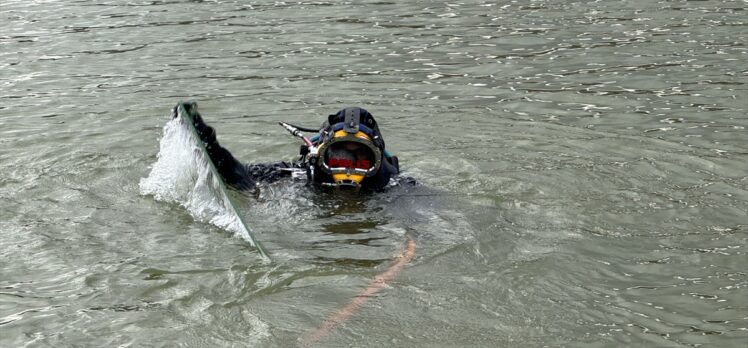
(2, 0, 746, 347)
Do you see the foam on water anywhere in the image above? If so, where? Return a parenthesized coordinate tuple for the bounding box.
(139, 112, 255, 246)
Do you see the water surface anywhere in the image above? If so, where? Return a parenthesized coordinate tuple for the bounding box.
(1, 0, 746, 347)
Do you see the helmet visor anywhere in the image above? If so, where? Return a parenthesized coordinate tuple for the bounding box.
(323, 141, 376, 171)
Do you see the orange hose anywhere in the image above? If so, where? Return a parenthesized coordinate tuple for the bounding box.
(302, 237, 416, 347)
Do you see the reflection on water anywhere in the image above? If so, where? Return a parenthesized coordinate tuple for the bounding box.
(1, 0, 747, 347)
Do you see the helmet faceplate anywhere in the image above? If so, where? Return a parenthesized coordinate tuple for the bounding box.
(318, 130, 382, 187)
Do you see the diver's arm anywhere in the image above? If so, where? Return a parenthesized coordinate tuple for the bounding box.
(178, 103, 256, 190)
(246, 161, 296, 183)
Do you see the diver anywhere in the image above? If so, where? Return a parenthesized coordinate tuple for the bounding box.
(173, 101, 402, 192)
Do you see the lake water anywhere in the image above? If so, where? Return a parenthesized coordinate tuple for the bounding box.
(1, 0, 746, 347)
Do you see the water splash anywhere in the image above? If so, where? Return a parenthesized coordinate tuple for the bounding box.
(139, 106, 267, 258)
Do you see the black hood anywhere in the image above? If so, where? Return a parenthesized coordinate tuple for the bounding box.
(320, 107, 385, 151)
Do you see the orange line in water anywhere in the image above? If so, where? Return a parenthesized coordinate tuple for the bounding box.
(302, 237, 416, 347)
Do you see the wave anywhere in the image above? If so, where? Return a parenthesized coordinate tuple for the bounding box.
(139, 106, 260, 250)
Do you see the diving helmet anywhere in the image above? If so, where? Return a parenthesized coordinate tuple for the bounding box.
(314, 107, 385, 188)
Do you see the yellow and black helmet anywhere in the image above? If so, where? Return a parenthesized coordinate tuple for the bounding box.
(314, 107, 386, 188)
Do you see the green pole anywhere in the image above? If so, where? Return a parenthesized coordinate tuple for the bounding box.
(177, 102, 270, 260)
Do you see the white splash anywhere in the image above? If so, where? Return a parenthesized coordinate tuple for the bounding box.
(139, 114, 255, 246)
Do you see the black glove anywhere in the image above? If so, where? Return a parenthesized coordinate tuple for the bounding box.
(173, 101, 200, 119)
(173, 101, 217, 144)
